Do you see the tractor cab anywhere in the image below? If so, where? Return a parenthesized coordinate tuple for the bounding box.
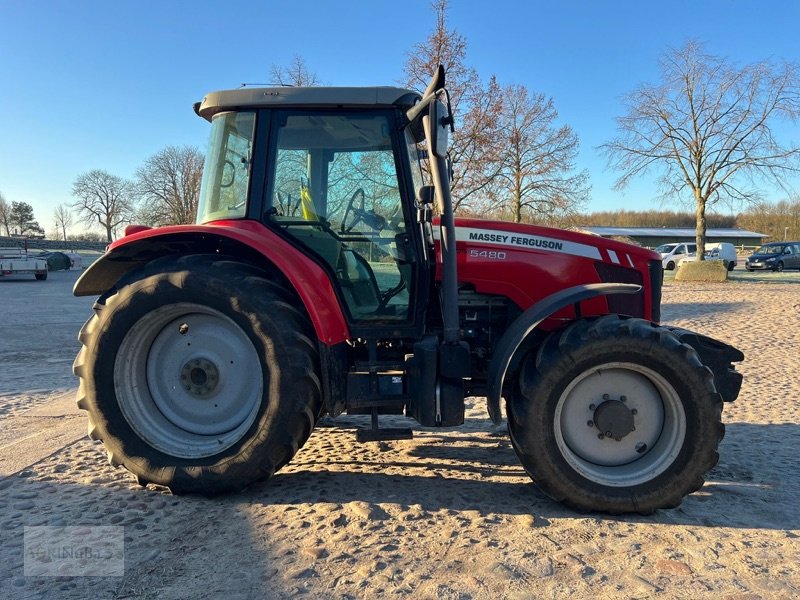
(194, 83, 450, 339)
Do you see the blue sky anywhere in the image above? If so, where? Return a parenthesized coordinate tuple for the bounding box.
(1, 0, 799, 234)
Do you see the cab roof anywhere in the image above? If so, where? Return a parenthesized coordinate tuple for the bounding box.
(196, 86, 420, 121)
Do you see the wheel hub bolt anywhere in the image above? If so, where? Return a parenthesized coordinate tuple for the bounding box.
(587, 420, 594, 427)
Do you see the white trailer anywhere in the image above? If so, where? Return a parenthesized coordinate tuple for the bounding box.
(0, 247, 48, 280)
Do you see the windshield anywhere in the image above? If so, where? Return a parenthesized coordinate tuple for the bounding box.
(196, 111, 255, 223)
(755, 245, 783, 255)
(654, 244, 678, 253)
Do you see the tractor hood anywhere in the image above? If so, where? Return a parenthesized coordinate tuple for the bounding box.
(445, 218, 660, 262)
(434, 217, 663, 322)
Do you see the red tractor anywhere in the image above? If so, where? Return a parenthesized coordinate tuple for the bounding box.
(73, 68, 742, 513)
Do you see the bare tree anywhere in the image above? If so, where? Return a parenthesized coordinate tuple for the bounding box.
(135, 146, 204, 226)
(53, 203, 74, 241)
(270, 56, 320, 86)
(404, 0, 504, 212)
(581, 209, 735, 228)
(602, 41, 800, 256)
(737, 197, 800, 241)
(405, 0, 476, 112)
(493, 84, 589, 224)
(0, 192, 10, 236)
(72, 170, 135, 242)
(67, 230, 107, 243)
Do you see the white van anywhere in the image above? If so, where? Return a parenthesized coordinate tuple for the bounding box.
(655, 242, 697, 270)
(704, 242, 737, 271)
(678, 242, 738, 271)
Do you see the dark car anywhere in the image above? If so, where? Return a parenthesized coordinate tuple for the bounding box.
(36, 251, 72, 271)
(745, 242, 800, 272)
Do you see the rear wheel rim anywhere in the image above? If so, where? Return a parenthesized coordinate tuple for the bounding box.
(554, 362, 686, 487)
(114, 303, 263, 459)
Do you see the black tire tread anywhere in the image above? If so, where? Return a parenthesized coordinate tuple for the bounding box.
(507, 315, 723, 514)
(74, 254, 322, 494)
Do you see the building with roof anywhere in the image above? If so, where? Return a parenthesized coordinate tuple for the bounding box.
(576, 227, 766, 249)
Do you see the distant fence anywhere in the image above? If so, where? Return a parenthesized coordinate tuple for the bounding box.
(0, 236, 106, 253)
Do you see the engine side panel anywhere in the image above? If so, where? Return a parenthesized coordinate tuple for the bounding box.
(437, 218, 662, 325)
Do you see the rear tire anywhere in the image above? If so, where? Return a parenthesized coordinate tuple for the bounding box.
(73, 255, 321, 494)
(35, 272, 47, 280)
(507, 315, 723, 514)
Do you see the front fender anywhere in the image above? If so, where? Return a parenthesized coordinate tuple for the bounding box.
(665, 326, 744, 402)
(485, 283, 641, 424)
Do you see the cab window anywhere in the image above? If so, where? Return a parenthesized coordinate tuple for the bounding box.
(196, 112, 255, 223)
(268, 111, 413, 323)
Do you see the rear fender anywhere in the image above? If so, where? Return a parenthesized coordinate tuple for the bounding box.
(486, 283, 641, 424)
(73, 223, 350, 346)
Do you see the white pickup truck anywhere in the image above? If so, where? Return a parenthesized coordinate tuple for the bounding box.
(0, 247, 48, 280)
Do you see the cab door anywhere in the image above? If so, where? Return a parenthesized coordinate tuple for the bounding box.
(264, 109, 424, 337)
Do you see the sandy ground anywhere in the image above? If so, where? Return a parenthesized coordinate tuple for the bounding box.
(1, 269, 799, 599)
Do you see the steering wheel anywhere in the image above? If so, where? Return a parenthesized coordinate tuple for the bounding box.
(341, 188, 366, 233)
(221, 160, 235, 188)
(341, 188, 388, 233)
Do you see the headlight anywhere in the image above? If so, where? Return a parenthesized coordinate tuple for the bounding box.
(765, 257, 776, 262)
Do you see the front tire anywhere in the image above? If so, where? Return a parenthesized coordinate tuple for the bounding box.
(73, 255, 321, 494)
(774, 262, 784, 272)
(507, 316, 723, 514)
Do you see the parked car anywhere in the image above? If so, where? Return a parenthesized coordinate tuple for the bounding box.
(678, 242, 738, 271)
(36, 251, 72, 271)
(745, 242, 800, 272)
(655, 242, 697, 270)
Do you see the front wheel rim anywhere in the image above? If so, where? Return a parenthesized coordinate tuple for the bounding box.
(114, 303, 263, 459)
(554, 362, 686, 487)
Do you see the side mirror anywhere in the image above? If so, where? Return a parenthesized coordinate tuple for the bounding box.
(428, 100, 450, 159)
